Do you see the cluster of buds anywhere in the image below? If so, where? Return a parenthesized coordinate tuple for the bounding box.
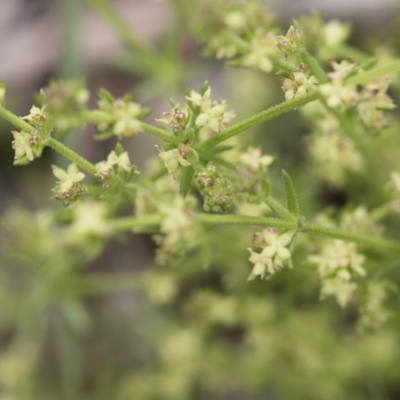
(38, 79, 89, 134)
(247, 229, 294, 280)
(275, 25, 304, 56)
(154, 196, 197, 266)
(96, 90, 147, 140)
(308, 240, 366, 307)
(157, 105, 188, 134)
(196, 163, 234, 213)
(11, 106, 48, 165)
(186, 86, 235, 135)
(307, 115, 363, 185)
(236, 146, 274, 203)
(51, 163, 85, 206)
(280, 64, 318, 101)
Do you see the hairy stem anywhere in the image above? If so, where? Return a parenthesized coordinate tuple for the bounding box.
(301, 222, 400, 254)
(200, 90, 319, 149)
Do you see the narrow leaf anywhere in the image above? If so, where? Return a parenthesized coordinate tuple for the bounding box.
(179, 166, 194, 198)
(282, 170, 300, 217)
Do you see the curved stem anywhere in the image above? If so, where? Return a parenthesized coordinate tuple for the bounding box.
(141, 122, 180, 145)
(200, 90, 319, 149)
(46, 138, 97, 175)
(0, 107, 33, 132)
(347, 60, 400, 84)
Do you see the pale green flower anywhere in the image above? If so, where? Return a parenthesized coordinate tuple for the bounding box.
(69, 201, 110, 238)
(158, 148, 191, 174)
(195, 102, 226, 132)
(248, 230, 293, 279)
(22, 105, 46, 125)
(239, 147, 274, 170)
(242, 34, 275, 73)
(96, 150, 132, 179)
(322, 20, 350, 49)
(52, 163, 85, 193)
(11, 131, 34, 161)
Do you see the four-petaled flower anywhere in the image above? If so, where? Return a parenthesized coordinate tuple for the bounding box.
(52, 163, 85, 193)
(158, 147, 191, 174)
(11, 131, 34, 161)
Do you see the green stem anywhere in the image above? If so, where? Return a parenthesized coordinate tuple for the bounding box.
(337, 44, 370, 64)
(300, 49, 328, 83)
(301, 222, 400, 254)
(0, 106, 97, 174)
(200, 90, 319, 149)
(346, 60, 400, 84)
(141, 122, 180, 145)
(0, 107, 33, 132)
(46, 138, 97, 175)
(195, 213, 297, 230)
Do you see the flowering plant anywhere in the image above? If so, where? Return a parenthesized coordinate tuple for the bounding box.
(1, 0, 400, 398)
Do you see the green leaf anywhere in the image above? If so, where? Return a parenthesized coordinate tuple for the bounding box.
(282, 170, 300, 217)
(179, 166, 194, 198)
(93, 131, 113, 140)
(98, 88, 114, 104)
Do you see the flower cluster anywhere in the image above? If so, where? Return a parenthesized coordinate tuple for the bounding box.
(309, 240, 366, 307)
(186, 86, 235, 134)
(241, 32, 276, 73)
(358, 78, 395, 133)
(194, 1, 277, 71)
(95, 91, 147, 140)
(319, 60, 359, 109)
(280, 68, 318, 101)
(11, 106, 48, 165)
(52, 163, 85, 205)
(154, 196, 197, 266)
(247, 229, 294, 280)
(157, 105, 188, 134)
(275, 25, 304, 57)
(157, 145, 192, 174)
(307, 115, 363, 185)
(96, 149, 133, 182)
(38, 79, 89, 135)
(196, 163, 234, 213)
